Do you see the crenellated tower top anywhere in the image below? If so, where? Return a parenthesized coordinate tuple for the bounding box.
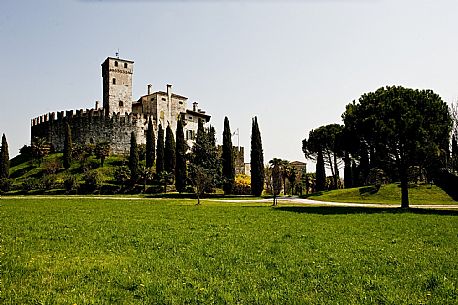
(101, 57, 134, 116)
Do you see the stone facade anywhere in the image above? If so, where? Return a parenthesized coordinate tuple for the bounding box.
(31, 56, 210, 155)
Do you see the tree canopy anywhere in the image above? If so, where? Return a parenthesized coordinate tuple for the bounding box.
(302, 124, 344, 189)
(342, 86, 452, 207)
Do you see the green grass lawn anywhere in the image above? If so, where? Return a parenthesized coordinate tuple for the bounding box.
(1, 198, 457, 304)
(306, 183, 457, 205)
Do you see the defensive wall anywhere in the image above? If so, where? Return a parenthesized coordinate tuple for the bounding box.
(31, 110, 151, 155)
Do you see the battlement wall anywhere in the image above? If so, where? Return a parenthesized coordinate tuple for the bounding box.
(31, 110, 150, 155)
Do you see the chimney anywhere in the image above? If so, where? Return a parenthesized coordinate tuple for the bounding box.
(147, 84, 152, 95)
(95, 101, 100, 110)
(166, 84, 172, 99)
(193, 102, 198, 112)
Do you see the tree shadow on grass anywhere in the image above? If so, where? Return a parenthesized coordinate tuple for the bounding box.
(273, 206, 458, 216)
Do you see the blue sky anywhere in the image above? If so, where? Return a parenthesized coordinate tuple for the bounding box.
(1, 0, 458, 167)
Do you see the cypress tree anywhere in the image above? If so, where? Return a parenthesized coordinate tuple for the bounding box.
(315, 149, 326, 192)
(175, 119, 187, 193)
(250, 117, 265, 196)
(129, 131, 139, 182)
(146, 118, 156, 168)
(164, 125, 176, 174)
(0, 134, 10, 179)
(222, 117, 235, 194)
(156, 124, 165, 174)
(63, 122, 72, 169)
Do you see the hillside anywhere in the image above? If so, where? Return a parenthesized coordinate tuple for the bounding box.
(306, 183, 457, 205)
(6, 152, 137, 195)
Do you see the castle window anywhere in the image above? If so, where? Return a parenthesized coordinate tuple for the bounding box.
(119, 101, 124, 107)
(179, 101, 183, 105)
(114, 61, 118, 67)
(124, 63, 128, 68)
(112, 78, 116, 85)
(161, 97, 166, 101)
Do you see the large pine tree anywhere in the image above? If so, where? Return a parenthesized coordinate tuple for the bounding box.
(0, 133, 10, 179)
(63, 122, 72, 169)
(156, 124, 165, 174)
(222, 116, 235, 194)
(164, 124, 176, 174)
(146, 118, 156, 168)
(129, 131, 139, 182)
(175, 119, 187, 193)
(250, 117, 265, 196)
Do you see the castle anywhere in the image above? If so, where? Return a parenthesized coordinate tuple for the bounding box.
(31, 56, 211, 154)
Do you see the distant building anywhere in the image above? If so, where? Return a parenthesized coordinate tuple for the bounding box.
(31, 56, 210, 154)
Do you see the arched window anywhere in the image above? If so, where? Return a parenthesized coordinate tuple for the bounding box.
(114, 61, 118, 67)
(119, 101, 124, 107)
(112, 78, 116, 85)
(124, 63, 128, 68)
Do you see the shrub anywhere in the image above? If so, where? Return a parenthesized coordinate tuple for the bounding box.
(114, 166, 131, 185)
(0, 178, 12, 192)
(22, 178, 39, 192)
(366, 168, 388, 189)
(43, 159, 61, 175)
(63, 175, 78, 193)
(233, 174, 251, 195)
(82, 170, 102, 191)
(41, 174, 56, 190)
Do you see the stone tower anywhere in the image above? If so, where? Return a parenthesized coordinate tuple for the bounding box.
(101, 57, 134, 116)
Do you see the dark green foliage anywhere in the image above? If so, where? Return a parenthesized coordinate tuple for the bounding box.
(189, 121, 221, 203)
(315, 149, 326, 192)
(250, 117, 265, 196)
(175, 119, 187, 193)
(94, 142, 110, 167)
(63, 175, 78, 193)
(31, 137, 50, 165)
(63, 123, 72, 169)
(129, 132, 139, 183)
(156, 124, 165, 174)
(343, 86, 452, 207)
(164, 125, 176, 174)
(82, 170, 102, 191)
(114, 166, 131, 185)
(222, 117, 235, 194)
(0, 178, 11, 192)
(137, 144, 146, 161)
(1, 133, 10, 179)
(146, 118, 155, 168)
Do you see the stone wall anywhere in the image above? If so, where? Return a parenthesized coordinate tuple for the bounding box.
(31, 109, 150, 155)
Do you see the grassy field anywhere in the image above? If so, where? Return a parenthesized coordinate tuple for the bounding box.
(1, 198, 457, 304)
(306, 183, 457, 205)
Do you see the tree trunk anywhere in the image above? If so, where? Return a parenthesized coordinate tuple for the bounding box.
(400, 169, 409, 208)
(333, 152, 338, 189)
